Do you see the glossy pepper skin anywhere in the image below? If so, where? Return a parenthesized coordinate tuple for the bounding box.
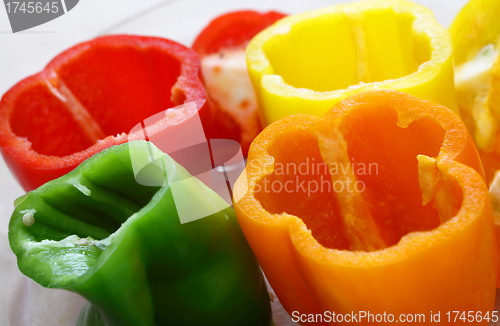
(193, 10, 285, 156)
(233, 90, 496, 325)
(0, 35, 211, 192)
(246, 0, 458, 127)
(193, 11, 286, 57)
(9, 141, 272, 326)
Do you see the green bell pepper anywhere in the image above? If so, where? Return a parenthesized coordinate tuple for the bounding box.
(8, 140, 272, 326)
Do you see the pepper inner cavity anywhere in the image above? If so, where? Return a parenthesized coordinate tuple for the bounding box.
(255, 107, 460, 252)
(263, 7, 431, 92)
(9, 44, 183, 157)
(31, 173, 161, 243)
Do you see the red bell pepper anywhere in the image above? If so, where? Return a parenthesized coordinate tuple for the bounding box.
(193, 10, 286, 156)
(193, 11, 286, 56)
(0, 35, 211, 191)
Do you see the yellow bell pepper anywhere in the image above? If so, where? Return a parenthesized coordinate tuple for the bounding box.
(451, 0, 500, 288)
(450, 0, 500, 183)
(246, 0, 458, 127)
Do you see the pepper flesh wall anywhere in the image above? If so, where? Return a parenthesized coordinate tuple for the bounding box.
(193, 10, 286, 155)
(9, 141, 272, 326)
(451, 0, 500, 185)
(245, 0, 458, 127)
(234, 90, 496, 325)
(0, 35, 212, 192)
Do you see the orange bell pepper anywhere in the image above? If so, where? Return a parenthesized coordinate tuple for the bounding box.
(233, 90, 496, 325)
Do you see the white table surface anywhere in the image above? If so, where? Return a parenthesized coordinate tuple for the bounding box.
(2, 0, 493, 325)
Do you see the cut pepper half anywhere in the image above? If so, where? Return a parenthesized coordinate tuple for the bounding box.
(451, 0, 500, 291)
(246, 0, 458, 127)
(0, 35, 211, 191)
(193, 10, 286, 155)
(234, 90, 495, 324)
(9, 141, 271, 326)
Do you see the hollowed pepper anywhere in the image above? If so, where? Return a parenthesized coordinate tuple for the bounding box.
(451, 0, 500, 288)
(9, 141, 272, 326)
(245, 0, 458, 127)
(233, 90, 496, 325)
(193, 10, 286, 155)
(0, 35, 211, 192)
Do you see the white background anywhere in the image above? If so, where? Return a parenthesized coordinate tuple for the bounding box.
(0, 0, 484, 325)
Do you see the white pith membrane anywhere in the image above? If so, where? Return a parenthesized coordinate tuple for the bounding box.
(22, 234, 114, 251)
(201, 50, 258, 138)
(44, 70, 106, 144)
(455, 43, 499, 152)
